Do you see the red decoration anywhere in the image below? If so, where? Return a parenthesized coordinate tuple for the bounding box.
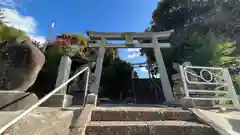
(53, 39, 71, 46)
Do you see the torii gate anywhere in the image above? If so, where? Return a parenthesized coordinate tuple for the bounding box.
(87, 30, 174, 102)
(131, 62, 148, 68)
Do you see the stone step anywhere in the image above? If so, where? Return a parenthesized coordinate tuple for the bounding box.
(91, 107, 195, 121)
(5, 107, 74, 135)
(40, 92, 86, 107)
(85, 121, 219, 135)
(0, 92, 38, 111)
(40, 94, 65, 107)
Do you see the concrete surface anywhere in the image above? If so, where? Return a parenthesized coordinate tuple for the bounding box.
(0, 111, 22, 127)
(191, 108, 240, 135)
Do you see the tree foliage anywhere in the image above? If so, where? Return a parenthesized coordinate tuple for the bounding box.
(46, 34, 131, 99)
(142, 0, 240, 78)
(150, 0, 240, 32)
(174, 31, 239, 67)
(151, 0, 214, 31)
(58, 33, 88, 46)
(0, 9, 28, 41)
(0, 24, 29, 41)
(100, 58, 133, 100)
(49, 34, 118, 62)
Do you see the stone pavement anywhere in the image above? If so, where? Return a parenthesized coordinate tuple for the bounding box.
(191, 108, 240, 135)
(0, 107, 74, 135)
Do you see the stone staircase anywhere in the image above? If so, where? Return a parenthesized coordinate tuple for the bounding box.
(133, 79, 161, 104)
(75, 106, 219, 135)
(1, 106, 221, 135)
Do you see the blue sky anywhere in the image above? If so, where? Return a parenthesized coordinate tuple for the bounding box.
(1, 0, 159, 77)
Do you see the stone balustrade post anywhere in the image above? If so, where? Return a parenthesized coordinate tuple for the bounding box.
(55, 56, 72, 94)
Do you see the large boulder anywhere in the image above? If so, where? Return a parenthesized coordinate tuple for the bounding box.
(0, 38, 45, 91)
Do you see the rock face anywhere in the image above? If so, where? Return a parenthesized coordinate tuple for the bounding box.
(0, 38, 45, 91)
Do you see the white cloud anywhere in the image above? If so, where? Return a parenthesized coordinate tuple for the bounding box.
(127, 48, 141, 58)
(1, 8, 46, 45)
(139, 67, 148, 72)
(128, 48, 141, 52)
(0, 0, 16, 8)
(128, 53, 141, 58)
(2, 8, 36, 33)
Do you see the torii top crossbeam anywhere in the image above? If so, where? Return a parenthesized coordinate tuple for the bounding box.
(86, 30, 174, 40)
(86, 30, 174, 48)
(131, 62, 148, 68)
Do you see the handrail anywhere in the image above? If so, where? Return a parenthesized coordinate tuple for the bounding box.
(148, 78, 161, 102)
(149, 77, 161, 91)
(0, 66, 90, 134)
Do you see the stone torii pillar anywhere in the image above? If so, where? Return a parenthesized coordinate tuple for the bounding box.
(87, 30, 175, 102)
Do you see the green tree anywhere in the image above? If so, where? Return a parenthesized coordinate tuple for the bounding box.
(0, 24, 28, 41)
(150, 0, 214, 31)
(0, 9, 28, 41)
(233, 76, 240, 95)
(173, 31, 239, 67)
(142, 0, 240, 77)
(103, 48, 118, 66)
(100, 58, 133, 100)
(42, 34, 130, 100)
